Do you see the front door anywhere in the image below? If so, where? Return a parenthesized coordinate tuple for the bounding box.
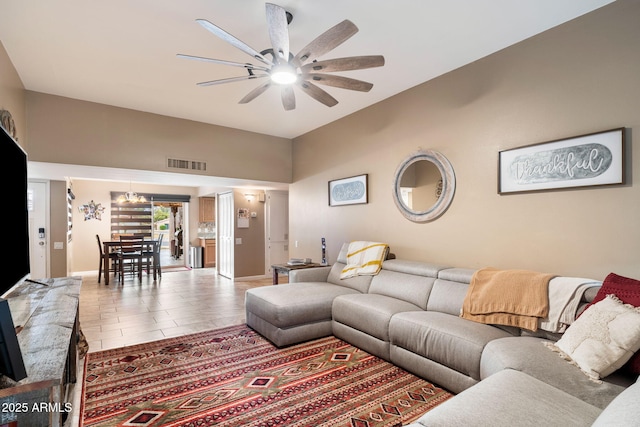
(27, 181, 48, 279)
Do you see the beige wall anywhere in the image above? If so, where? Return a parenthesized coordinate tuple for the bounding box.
(1, 43, 71, 278)
(0, 41, 26, 149)
(289, 0, 640, 280)
(25, 91, 292, 184)
(16, 69, 292, 278)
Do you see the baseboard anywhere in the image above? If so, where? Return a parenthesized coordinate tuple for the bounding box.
(234, 274, 269, 282)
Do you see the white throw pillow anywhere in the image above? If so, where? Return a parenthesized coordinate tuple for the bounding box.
(546, 294, 640, 380)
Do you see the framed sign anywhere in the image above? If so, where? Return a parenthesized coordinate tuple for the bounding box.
(329, 174, 368, 206)
(498, 128, 624, 194)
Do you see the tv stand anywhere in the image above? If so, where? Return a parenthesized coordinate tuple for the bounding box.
(0, 276, 81, 427)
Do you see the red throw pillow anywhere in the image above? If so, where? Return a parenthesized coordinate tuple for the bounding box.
(584, 273, 640, 374)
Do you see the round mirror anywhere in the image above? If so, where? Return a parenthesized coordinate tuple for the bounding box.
(393, 150, 456, 222)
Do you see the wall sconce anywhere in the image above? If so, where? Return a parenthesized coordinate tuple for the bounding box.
(244, 193, 256, 202)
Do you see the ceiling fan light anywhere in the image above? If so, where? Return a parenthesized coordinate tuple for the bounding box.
(270, 64, 297, 85)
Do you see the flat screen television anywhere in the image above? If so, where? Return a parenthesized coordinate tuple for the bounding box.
(0, 121, 29, 381)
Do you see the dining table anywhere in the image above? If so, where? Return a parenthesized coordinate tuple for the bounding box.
(102, 239, 159, 285)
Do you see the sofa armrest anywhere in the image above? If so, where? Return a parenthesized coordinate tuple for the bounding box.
(289, 266, 332, 283)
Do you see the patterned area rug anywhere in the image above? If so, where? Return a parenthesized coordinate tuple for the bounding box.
(82, 325, 452, 427)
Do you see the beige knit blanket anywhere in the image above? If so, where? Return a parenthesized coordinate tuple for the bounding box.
(461, 267, 554, 331)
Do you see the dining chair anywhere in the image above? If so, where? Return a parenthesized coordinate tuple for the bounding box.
(142, 234, 163, 279)
(118, 235, 144, 281)
(96, 234, 119, 284)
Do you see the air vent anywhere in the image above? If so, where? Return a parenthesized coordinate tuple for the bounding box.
(167, 158, 207, 171)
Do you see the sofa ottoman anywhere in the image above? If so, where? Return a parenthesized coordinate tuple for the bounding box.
(245, 244, 374, 347)
(245, 282, 363, 347)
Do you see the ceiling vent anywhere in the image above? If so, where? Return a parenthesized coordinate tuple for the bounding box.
(167, 157, 207, 171)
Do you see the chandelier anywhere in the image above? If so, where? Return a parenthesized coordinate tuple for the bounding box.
(117, 182, 147, 203)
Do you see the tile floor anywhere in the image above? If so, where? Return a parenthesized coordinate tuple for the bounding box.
(80, 267, 273, 351)
(69, 266, 277, 426)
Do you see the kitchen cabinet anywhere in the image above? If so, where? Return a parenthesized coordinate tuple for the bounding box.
(200, 239, 216, 268)
(199, 197, 215, 223)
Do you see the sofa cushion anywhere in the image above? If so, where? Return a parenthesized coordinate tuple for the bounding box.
(384, 259, 447, 277)
(368, 263, 439, 309)
(481, 336, 631, 409)
(546, 294, 640, 381)
(426, 277, 471, 316)
(245, 282, 360, 328)
(437, 267, 475, 283)
(326, 262, 374, 293)
(592, 376, 640, 426)
(407, 369, 602, 427)
(333, 294, 421, 342)
(390, 311, 512, 380)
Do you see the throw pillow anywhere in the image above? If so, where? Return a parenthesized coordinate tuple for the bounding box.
(583, 273, 640, 375)
(545, 294, 640, 381)
(585, 272, 640, 310)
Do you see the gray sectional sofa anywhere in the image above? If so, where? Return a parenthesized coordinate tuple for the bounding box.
(245, 244, 639, 426)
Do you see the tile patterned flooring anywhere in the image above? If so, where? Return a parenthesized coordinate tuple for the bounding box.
(80, 267, 274, 351)
(69, 267, 276, 426)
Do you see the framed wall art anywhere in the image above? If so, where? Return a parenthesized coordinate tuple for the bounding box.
(328, 174, 368, 206)
(498, 128, 624, 194)
(78, 200, 105, 221)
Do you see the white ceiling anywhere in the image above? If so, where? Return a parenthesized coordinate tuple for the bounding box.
(1, 0, 614, 189)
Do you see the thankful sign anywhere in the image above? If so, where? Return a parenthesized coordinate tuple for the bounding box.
(510, 143, 612, 184)
(499, 128, 624, 194)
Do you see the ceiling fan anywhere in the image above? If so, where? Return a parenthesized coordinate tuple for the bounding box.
(177, 3, 385, 111)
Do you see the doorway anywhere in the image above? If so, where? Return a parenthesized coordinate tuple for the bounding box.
(266, 191, 289, 273)
(152, 202, 186, 269)
(217, 191, 234, 279)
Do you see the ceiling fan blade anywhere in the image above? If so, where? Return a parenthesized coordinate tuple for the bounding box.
(197, 74, 268, 87)
(239, 81, 272, 104)
(301, 55, 385, 73)
(281, 86, 296, 111)
(304, 74, 373, 92)
(265, 3, 289, 64)
(293, 20, 358, 66)
(177, 54, 270, 71)
(297, 80, 338, 107)
(196, 19, 273, 67)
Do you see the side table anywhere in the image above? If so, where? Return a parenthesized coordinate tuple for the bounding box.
(271, 263, 325, 285)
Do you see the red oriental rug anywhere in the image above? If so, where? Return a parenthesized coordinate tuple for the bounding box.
(82, 325, 452, 427)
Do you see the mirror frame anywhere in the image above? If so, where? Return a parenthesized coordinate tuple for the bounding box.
(392, 149, 456, 222)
